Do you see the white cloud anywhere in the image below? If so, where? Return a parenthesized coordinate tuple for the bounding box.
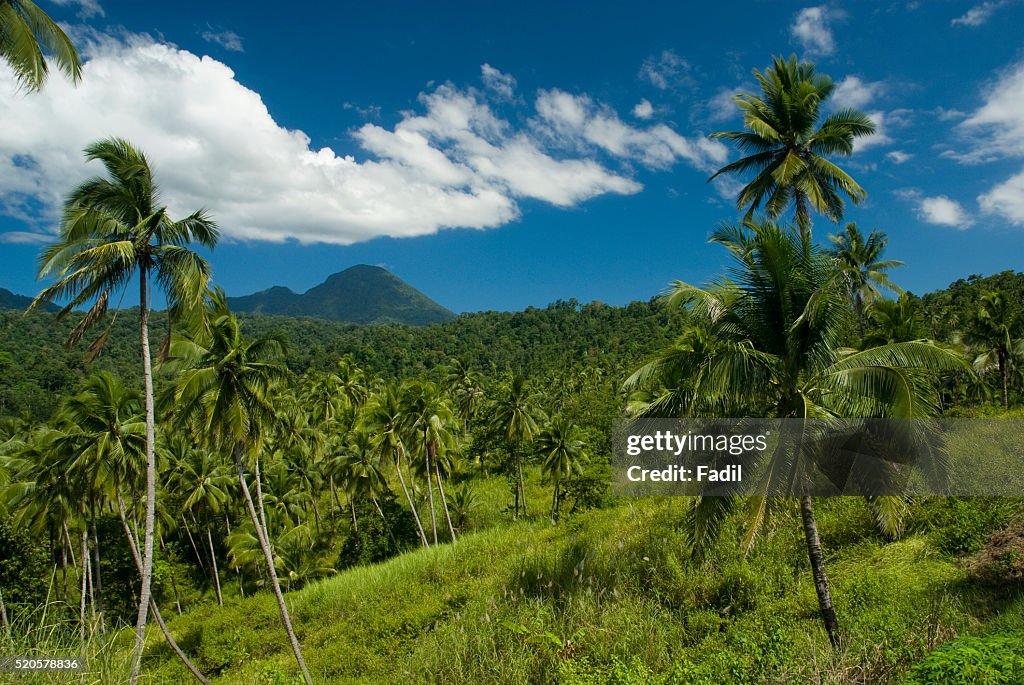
(480, 64, 516, 100)
(952, 0, 1010, 26)
(50, 0, 104, 18)
(705, 88, 740, 122)
(534, 89, 728, 172)
(978, 167, 1024, 225)
(886, 150, 913, 164)
(639, 49, 691, 90)
(959, 60, 1024, 161)
(916, 195, 974, 228)
(790, 7, 838, 56)
(0, 33, 723, 245)
(201, 28, 244, 52)
(831, 75, 884, 109)
(632, 99, 654, 119)
(853, 110, 893, 151)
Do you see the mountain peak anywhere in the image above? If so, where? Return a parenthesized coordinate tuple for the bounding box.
(227, 265, 454, 325)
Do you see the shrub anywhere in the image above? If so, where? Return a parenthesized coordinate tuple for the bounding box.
(906, 632, 1024, 684)
(968, 518, 1024, 587)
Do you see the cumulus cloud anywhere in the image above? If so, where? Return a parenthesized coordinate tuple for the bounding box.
(480, 64, 516, 99)
(790, 7, 839, 56)
(959, 60, 1024, 162)
(50, 0, 104, 19)
(831, 75, 885, 109)
(639, 49, 692, 90)
(916, 195, 973, 228)
(632, 99, 654, 119)
(201, 28, 244, 52)
(533, 89, 728, 172)
(955, 58, 1024, 225)
(0, 33, 722, 245)
(886, 150, 913, 164)
(978, 168, 1024, 225)
(952, 0, 1010, 26)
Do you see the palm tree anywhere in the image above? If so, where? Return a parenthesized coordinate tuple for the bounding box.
(537, 416, 586, 523)
(402, 380, 459, 542)
(490, 375, 543, 519)
(0, 0, 82, 92)
(862, 294, 927, 347)
(361, 384, 429, 547)
(709, 55, 875, 236)
(169, 441, 232, 606)
(30, 138, 217, 684)
(169, 303, 313, 685)
(828, 223, 903, 335)
(969, 290, 1023, 409)
(624, 219, 965, 647)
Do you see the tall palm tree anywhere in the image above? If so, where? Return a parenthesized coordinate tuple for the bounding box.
(0, 0, 81, 92)
(169, 441, 232, 606)
(624, 219, 965, 647)
(361, 384, 429, 547)
(969, 290, 1023, 409)
(402, 380, 459, 542)
(828, 223, 903, 335)
(30, 138, 217, 684)
(169, 303, 313, 685)
(537, 416, 586, 523)
(490, 375, 543, 520)
(709, 55, 875, 236)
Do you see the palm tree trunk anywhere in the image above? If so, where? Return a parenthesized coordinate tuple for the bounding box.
(207, 526, 223, 606)
(90, 510, 105, 632)
(349, 499, 358, 533)
(550, 481, 558, 524)
(434, 459, 457, 542)
(254, 457, 270, 539)
(516, 451, 528, 519)
(999, 348, 1009, 408)
(425, 439, 439, 545)
(795, 192, 811, 240)
(79, 522, 88, 646)
(233, 445, 313, 685)
(0, 586, 9, 635)
(799, 494, 840, 648)
(372, 497, 399, 548)
(116, 492, 210, 685)
(132, 265, 157, 685)
(181, 514, 206, 570)
(395, 448, 429, 547)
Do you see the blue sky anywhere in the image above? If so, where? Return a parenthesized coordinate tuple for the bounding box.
(2, 0, 1024, 312)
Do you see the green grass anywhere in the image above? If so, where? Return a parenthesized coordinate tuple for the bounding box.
(118, 496, 1024, 684)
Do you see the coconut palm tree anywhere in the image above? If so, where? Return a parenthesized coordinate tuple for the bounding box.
(360, 384, 429, 547)
(169, 302, 312, 685)
(490, 375, 543, 519)
(0, 0, 81, 92)
(624, 219, 965, 647)
(709, 55, 875, 237)
(969, 290, 1023, 409)
(30, 138, 217, 683)
(862, 294, 927, 347)
(537, 416, 586, 523)
(828, 223, 903, 335)
(402, 380, 459, 542)
(169, 441, 232, 606)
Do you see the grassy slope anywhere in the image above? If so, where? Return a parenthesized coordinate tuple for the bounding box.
(136, 492, 1023, 685)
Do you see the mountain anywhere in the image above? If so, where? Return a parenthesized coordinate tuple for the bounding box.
(227, 265, 455, 325)
(0, 288, 57, 312)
